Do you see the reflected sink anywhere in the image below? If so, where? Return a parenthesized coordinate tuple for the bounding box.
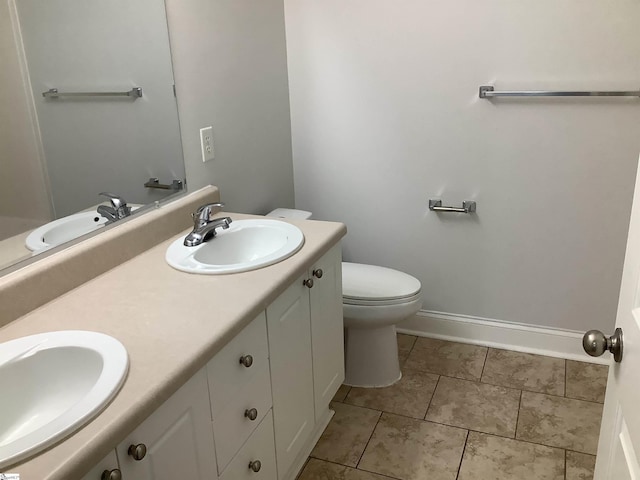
(26, 211, 108, 252)
(25, 206, 141, 253)
(166, 219, 305, 274)
(0, 331, 129, 468)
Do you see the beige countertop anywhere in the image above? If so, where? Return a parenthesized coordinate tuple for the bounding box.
(0, 212, 346, 479)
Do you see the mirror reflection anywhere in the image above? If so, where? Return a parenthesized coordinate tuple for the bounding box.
(0, 0, 186, 270)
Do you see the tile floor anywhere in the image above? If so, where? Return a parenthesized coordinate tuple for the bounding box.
(298, 335, 609, 480)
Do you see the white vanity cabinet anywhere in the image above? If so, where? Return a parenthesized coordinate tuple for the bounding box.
(115, 370, 217, 480)
(81, 245, 344, 480)
(267, 244, 344, 479)
(80, 451, 120, 480)
(308, 245, 344, 421)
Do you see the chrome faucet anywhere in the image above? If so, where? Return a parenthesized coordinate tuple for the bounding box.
(97, 192, 132, 223)
(184, 202, 232, 247)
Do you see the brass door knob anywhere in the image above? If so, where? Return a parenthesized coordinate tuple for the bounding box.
(303, 278, 314, 288)
(582, 328, 623, 363)
(101, 469, 122, 480)
(248, 460, 262, 472)
(239, 355, 254, 368)
(245, 408, 258, 421)
(312, 268, 323, 279)
(128, 443, 147, 461)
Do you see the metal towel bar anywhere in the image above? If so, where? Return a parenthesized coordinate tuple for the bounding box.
(42, 87, 143, 99)
(144, 178, 183, 191)
(479, 85, 640, 99)
(429, 199, 476, 214)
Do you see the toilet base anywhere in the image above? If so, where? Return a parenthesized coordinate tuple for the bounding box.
(344, 325, 401, 388)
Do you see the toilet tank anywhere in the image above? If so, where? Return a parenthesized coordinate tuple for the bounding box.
(266, 208, 312, 220)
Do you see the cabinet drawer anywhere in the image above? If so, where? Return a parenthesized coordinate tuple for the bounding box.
(214, 362, 272, 473)
(219, 410, 277, 480)
(207, 312, 269, 417)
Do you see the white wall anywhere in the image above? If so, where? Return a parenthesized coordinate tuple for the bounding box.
(0, 0, 51, 227)
(285, 0, 640, 332)
(165, 0, 295, 214)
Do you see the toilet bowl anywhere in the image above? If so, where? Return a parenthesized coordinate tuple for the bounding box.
(267, 209, 423, 388)
(342, 262, 422, 387)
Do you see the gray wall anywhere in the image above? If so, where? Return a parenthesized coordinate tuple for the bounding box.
(285, 0, 640, 333)
(0, 0, 51, 228)
(166, 0, 295, 214)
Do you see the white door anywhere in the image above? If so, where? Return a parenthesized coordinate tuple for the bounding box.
(593, 157, 640, 479)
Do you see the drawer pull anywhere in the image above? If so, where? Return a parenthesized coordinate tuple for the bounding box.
(248, 460, 262, 472)
(245, 408, 258, 421)
(239, 354, 254, 368)
(312, 268, 323, 279)
(303, 278, 314, 288)
(101, 469, 122, 480)
(128, 443, 147, 461)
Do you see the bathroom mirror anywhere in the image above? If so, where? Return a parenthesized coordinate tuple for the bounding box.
(0, 0, 186, 271)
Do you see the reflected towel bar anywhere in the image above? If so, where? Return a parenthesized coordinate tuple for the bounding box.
(42, 87, 143, 99)
(479, 85, 640, 99)
(429, 199, 476, 214)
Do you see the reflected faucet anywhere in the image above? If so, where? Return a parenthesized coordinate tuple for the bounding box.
(97, 192, 132, 223)
(184, 202, 232, 247)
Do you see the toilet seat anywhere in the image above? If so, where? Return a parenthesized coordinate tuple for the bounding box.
(343, 291, 422, 306)
(342, 262, 421, 304)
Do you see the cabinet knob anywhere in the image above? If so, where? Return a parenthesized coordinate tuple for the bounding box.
(239, 354, 254, 368)
(248, 460, 262, 472)
(101, 469, 122, 480)
(128, 443, 147, 461)
(303, 278, 314, 288)
(312, 268, 323, 279)
(245, 408, 258, 421)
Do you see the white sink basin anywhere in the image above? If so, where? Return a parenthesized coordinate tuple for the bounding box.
(0, 331, 129, 468)
(166, 219, 305, 274)
(26, 211, 108, 252)
(25, 206, 141, 253)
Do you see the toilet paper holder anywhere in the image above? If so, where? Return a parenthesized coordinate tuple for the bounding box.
(429, 199, 476, 214)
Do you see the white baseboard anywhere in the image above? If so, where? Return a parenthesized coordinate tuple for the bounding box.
(397, 310, 610, 365)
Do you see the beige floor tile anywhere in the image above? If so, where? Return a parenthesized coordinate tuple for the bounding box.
(457, 432, 564, 480)
(333, 384, 352, 403)
(311, 402, 381, 467)
(398, 333, 417, 366)
(566, 361, 608, 403)
(425, 376, 521, 437)
(358, 413, 467, 480)
(404, 338, 487, 381)
(345, 368, 439, 419)
(481, 349, 565, 396)
(516, 391, 603, 454)
(298, 458, 391, 480)
(566, 451, 596, 480)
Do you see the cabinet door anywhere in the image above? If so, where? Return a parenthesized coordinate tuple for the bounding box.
(309, 245, 344, 420)
(266, 277, 315, 480)
(80, 450, 120, 480)
(116, 369, 217, 480)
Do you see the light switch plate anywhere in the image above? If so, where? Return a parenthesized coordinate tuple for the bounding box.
(200, 126, 214, 163)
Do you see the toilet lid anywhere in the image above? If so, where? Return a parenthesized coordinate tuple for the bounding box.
(342, 262, 422, 301)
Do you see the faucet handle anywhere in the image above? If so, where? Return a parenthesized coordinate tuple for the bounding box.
(99, 192, 127, 210)
(193, 202, 225, 224)
(99, 192, 131, 219)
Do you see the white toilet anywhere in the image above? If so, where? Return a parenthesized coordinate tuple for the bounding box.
(267, 208, 423, 388)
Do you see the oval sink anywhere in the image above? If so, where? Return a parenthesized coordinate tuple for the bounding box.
(166, 219, 305, 274)
(25, 206, 141, 253)
(0, 331, 128, 469)
(26, 211, 108, 252)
